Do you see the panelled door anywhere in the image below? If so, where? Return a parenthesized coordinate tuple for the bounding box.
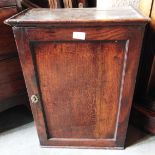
(13, 26, 144, 148)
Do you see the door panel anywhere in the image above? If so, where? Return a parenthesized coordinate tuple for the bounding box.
(32, 41, 126, 139)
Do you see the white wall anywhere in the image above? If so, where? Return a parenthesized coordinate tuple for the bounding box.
(97, 0, 140, 9)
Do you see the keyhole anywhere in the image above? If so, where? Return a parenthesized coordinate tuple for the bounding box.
(31, 95, 39, 104)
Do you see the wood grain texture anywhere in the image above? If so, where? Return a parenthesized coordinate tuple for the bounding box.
(0, 7, 18, 58)
(5, 8, 149, 27)
(0, 57, 26, 101)
(0, 4, 28, 111)
(35, 41, 125, 139)
(25, 27, 142, 41)
(7, 8, 148, 148)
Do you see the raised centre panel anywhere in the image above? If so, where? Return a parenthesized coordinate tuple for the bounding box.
(30, 40, 127, 140)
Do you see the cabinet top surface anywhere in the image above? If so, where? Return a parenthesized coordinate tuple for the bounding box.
(5, 7, 149, 27)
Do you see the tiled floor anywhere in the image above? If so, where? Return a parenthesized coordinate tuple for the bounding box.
(0, 106, 155, 155)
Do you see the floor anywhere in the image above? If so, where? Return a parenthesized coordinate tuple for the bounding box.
(0, 106, 155, 155)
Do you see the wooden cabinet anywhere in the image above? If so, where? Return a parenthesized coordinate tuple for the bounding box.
(0, 1, 28, 112)
(0, 7, 18, 58)
(5, 8, 148, 148)
(131, 0, 155, 134)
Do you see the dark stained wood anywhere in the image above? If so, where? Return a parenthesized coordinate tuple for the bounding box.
(0, 93, 28, 112)
(21, 0, 40, 9)
(20, 0, 96, 9)
(0, 57, 26, 101)
(0, 0, 16, 7)
(5, 8, 149, 27)
(148, 58, 155, 96)
(25, 27, 143, 41)
(35, 41, 124, 139)
(6, 8, 148, 148)
(22, 0, 49, 8)
(0, 2, 28, 111)
(131, 104, 155, 134)
(0, 7, 18, 58)
(131, 0, 155, 134)
(134, 26, 155, 105)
